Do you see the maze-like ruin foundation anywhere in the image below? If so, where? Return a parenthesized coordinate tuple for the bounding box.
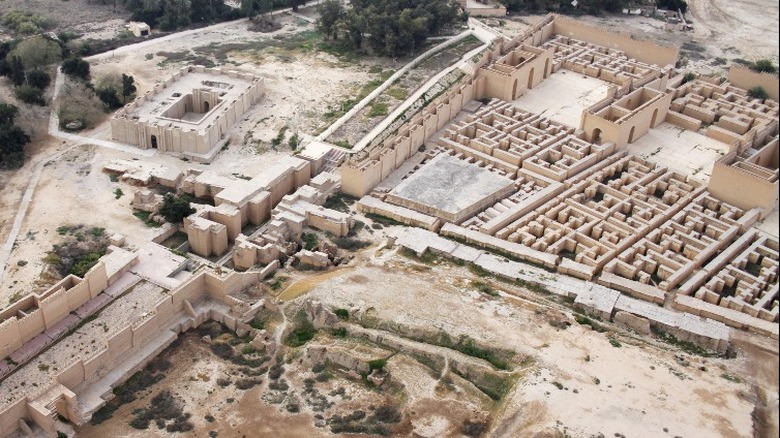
(343, 13, 779, 338)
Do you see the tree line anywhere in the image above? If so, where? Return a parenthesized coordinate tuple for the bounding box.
(317, 0, 462, 58)
(119, 0, 308, 31)
(497, 0, 688, 15)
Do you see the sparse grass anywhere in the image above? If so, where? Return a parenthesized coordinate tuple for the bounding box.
(367, 101, 389, 117)
(472, 280, 498, 296)
(301, 233, 319, 250)
(721, 373, 741, 383)
(609, 338, 622, 348)
(574, 314, 607, 333)
(323, 192, 357, 213)
(331, 236, 371, 251)
(133, 210, 162, 228)
(365, 212, 404, 226)
(386, 87, 408, 100)
(268, 275, 289, 292)
(652, 327, 714, 357)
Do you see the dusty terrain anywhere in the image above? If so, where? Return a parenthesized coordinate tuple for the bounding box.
(0, 2, 778, 437)
(0, 14, 391, 305)
(71, 244, 777, 437)
(0, 0, 127, 34)
(498, 0, 779, 76)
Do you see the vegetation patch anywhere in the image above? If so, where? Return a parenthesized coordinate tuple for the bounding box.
(90, 357, 172, 425)
(652, 327, 714, 357)
(133, 210, 162, 228)
(45, 225, 110, 278)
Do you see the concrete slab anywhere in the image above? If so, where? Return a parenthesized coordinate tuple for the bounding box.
(388, 154, 514, 222)
(626, 122, 731, 183)
(130, 242, 189, 290)
(512, 70, 612, 128)
(575, 285, 620, 315)
(104, 272, 142, 298)
(755, 208, 779, 239)
(74, 293, 113, 319)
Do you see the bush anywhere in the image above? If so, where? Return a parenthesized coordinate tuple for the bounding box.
(25, 69, 51, 89)
(158, 193, 196, 223)
(97, 86, 124, 109)
(61, 57, 91, 80)
(58, 79, 104, 129)
(750, 59, 777, 74)
(14, 84, 46, 106)
(747, 86, 769, 100)
(0, 10, 54, 35)
(372, 405, 402, 424)
(0, 103, 31, 169)
(461, 419, 489, 437)
(334, 308, 350, 320)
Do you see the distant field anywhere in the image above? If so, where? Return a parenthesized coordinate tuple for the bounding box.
(0, 0, 128, 31)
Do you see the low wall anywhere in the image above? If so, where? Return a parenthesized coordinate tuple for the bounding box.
(0, 262, 110, 362)
(341, 75, 482, 197)
(0, 265, 277, 436)
(708, 153, 779, 216)
(551, 15, 679, 67)
(728, 65, 779, 101)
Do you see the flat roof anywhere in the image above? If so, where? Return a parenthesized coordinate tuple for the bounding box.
(124, 71, 257, 131)
(389, 154, 514, 217)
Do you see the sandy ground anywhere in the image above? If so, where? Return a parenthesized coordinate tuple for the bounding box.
(74, 327, 489, 438)
(0, 0, 128, 34)
(498, 0, 779, 76)
(511, 70, 612, 128)
(626, 122, 731, 183)
(292, 247, 772, 437)
(71, 243, 777, 437)
(0, 16, 386, 305)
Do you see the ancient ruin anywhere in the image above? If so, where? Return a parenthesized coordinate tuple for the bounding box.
(111, 66, 264, 161)
(1, 4, 778, 438)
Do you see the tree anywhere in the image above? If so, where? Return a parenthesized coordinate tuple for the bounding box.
(61, 57, 91, 80)
(58, 79, 104, 130)
(317, 0, 344, 40)
(159, 0, 193, 31)
(14, 84, 46, 106)
(158, 194, 196, 223)
(25, 69, 51, 89)
(0, 103, 31, 169)
(290, 0, 307, 12)
(8, 55, 25, 86)
(122, 74, 137, 103)
(657, 0, 688, 14)
(323, 0, 460, 57)
(6, 35, 63, 69)
(97, 86, 124, 109)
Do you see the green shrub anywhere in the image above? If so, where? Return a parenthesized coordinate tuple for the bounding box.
(334, 308, 350, 320)
(158, 193, 195, 223)
(747, 86, 769, 100)
(14, 84, 46, 106)
(750, 59, 777, 73)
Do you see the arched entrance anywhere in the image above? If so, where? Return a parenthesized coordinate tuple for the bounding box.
(150, 135, 158, 149)
(544, 58, 551, 78)
(203, 101, 210, 112)
(527, 68, 535, 90)
(628, 126, 636, 143)
(512, 78, 518, 100)
(592, 128, 602, 144)
(650, 108, 659, 127)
